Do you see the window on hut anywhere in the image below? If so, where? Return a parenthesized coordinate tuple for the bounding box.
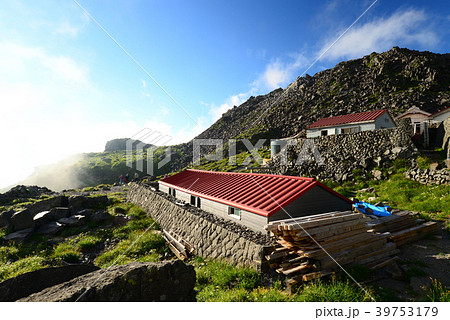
(190, 195, 201, 208)
(228, 207, 241, 219)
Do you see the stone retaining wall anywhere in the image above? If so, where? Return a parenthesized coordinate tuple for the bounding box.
(269, 127, 418, 182)
(404, 168, 450, 185)
(127, 184, 275, 270)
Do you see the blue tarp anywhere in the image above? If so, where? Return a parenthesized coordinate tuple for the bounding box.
(353, 201, 392, 217)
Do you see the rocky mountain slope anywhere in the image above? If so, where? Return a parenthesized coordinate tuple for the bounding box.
(104, 138, 154, 152)
(198, 47, 450, 142)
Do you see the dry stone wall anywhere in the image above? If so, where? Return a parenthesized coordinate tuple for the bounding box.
(404, 168, 450, 185)
(269, 127, 418, 182)
(128, 184, 275, 270)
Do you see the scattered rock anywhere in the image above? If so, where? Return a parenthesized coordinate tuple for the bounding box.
(77, 208, 93, 217)
(429, 163, 440, 171)
(49, 207, 71, 220)
(68, 195, 85, 212)
(0, 210, 14, 229)
(373, 170, 383, 180)
(10, 209, 35, 231)
(84, 195, 110, 209)
(19, 260, 196, 302)
(385, 261, 406, 281)
(58, 215, 86, 227)
(37, 221, 64, 235)
(27, 196, 68, 216)
(33, 210, 53, 227)
(112, 214, 130, 226)
(90, 210, 111, 223)
(4, 228, 34, 242)
(68, 195, 110, 212)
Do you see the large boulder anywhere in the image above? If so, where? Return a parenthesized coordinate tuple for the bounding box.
(19, 260, 196, 302)
(4, 228, 34, 243)
(37, 221, 64, 235)
(27, 196, 68, 216)
(33, 210, 54, 227)
(83, 195, 111, 209)
(58, 215, 86, 226)
(49, 207, 71, 220)
(0, 264, 99, 302)
(10, 209, 35, 231)
(0, 210, 14, 229)
(69, 195, 110, 213)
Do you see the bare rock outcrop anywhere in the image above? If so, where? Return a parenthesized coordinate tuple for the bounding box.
(19, 260, 196, 302)
(0, 264, 99, 302)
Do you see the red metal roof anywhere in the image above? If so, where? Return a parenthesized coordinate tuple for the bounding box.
(159, 169, 352, 217)
(307, 109, 388, 129)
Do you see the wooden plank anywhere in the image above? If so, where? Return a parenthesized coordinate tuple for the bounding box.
(265, 248, 292, 261)
(163, 229, 186, 253)
(302, 271, 333, 281)
(282, 264, 311, 275)
(269, 211, 351, 226)
(390, 221, 437, 238)
(162, 234, 187, 260)
(297, 232, 384, 259)
(369, 256, 400, 270)
(319, 238, 389, 269)
(286, 213, 366, 231)
(291, 222, 367, 241)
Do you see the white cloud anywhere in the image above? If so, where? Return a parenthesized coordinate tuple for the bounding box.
(320, 8, 439, 61)
(208, 92, 252, 122)
(252, 53, 308, 91)
(0, 42, 88, 84)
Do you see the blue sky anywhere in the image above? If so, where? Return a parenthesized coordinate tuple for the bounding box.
(1, 0, 450, 188)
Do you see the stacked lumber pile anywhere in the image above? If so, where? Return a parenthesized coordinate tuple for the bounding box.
(264, 211, 400, 287)
(365, 211, 438, 246)
(162, 229, 194, 260)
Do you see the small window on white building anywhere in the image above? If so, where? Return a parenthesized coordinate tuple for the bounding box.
(413, 122, 421, 134)
(169, 188, 176, 196)
(341, 127, 359, 134)
(321, 130, 328, 136)
(228, 207, 241, 219)
(190, 195, 201, 208)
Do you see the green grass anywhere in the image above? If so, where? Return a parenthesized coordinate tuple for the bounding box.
(76, 235, 103, 252)
(375, 174, 449, 217)
(52, 242, 81, 263)
(0, 246, 19, 263)
(0, 256, 47, 282)
(191, 150, 271, 173)
(95, 231, 166, 268)
(426, 279, 450, 302)
(294, 278, 374, 302)
(325, 171, 449, 229)
(192, 257, 374, 302)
